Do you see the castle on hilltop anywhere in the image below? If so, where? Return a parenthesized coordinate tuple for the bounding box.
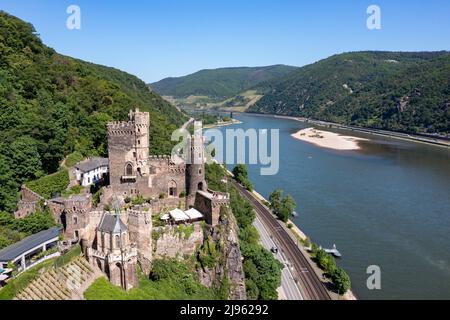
(13, 108, 232, 291)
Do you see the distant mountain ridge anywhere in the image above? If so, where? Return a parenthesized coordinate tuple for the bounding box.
(150, 65, 298, 100)
(248, 51, 450, 135)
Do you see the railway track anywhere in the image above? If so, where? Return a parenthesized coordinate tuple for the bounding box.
(231, 180, 331, 300)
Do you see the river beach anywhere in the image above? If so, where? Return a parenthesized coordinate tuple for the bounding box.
(291, 127, 369, 151)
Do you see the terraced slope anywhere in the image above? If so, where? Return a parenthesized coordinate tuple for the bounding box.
(14, 257, 102, 300)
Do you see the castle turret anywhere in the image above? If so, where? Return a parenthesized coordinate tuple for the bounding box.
(186, 121, 207, 207)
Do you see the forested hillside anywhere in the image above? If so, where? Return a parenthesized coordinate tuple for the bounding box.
(150, 65, 298, 100)
(0, 12, 187, 212)
(248, 51, 450, 135)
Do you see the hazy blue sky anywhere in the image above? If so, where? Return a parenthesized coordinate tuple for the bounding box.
(2, 0, 449, 82)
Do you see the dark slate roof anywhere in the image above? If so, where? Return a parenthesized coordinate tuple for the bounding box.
(0, 227, 61, 262)
(98, 214, 127, 233)
(75, 157, 109, 173)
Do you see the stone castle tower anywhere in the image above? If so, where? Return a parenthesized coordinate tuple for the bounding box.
(186, 122, 207, 207)
(107, 109, 206, 203)
(107, 109, 150, 191)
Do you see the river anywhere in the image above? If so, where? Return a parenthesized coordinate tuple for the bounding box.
(214, 113, 450, 300)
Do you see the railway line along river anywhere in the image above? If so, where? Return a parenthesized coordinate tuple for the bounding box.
(215, 113, 450, 299)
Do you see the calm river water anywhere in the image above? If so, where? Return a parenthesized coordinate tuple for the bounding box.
(215, 113, 450, 300)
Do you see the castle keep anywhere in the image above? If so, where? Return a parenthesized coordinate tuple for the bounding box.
(107, 108, 207, 206)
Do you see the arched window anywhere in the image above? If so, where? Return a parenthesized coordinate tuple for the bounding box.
(125, 163, 133, 176)
(168, 180, 177, 197)
(115, 235, 121, 248)
(198, 182, 204, 191)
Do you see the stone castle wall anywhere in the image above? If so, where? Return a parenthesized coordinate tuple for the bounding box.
(127, 210, 152, 273)
(14, 186, 44, 219)
(153, 223, 204, 259)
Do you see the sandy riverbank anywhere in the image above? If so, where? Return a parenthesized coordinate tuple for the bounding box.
(292, 127, 368, 151)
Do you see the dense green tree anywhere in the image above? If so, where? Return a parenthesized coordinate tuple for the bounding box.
(331, 268, 351, 295)
(239, 225, 260, 246)
(315, 249, 337, 275)
(269, 190, 282, 213)
(0, 155, 19, 212)
(241, 243, 283, 300)
(8, 136, 42, 184)
(232, 164, 248, 181)
(232, 165, 254, 191)
(269, 190, 297, 222)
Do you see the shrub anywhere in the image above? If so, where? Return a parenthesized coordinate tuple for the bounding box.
(131, 195, 145, 205)
(197, 238, 220, 269)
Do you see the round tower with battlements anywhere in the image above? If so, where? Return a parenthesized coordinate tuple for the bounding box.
(186, 121, 207, 207)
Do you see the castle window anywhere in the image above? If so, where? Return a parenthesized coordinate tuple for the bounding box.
(198, 182, 204, 191)
(73, 216, 78, 225)
(115, 235, 121, 248)
(126, 164, 133, 176)
(133, 152, 137, 158)
(199, 169, 202, 174)
(168, 180, 177, 197)
(138, 140, 141, 145)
